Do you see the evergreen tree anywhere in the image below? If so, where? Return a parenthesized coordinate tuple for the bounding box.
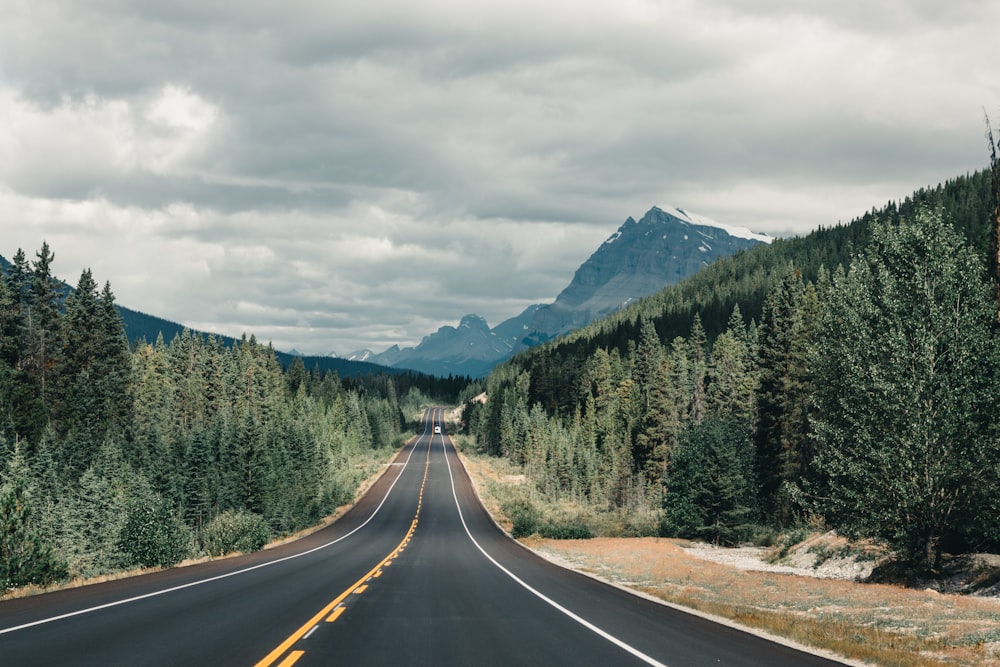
(634, 353, 675, 486)
(0, 273, 17, 442)
(58, 269, 103, 459)
(706, 306, 756, 420)
(0, 442, 68, 589)
(661, 416, 757, 545)
(95, 281, 133, 437)
(754, 266, 813, 524)
(809, 208, 1000, 572)
(687, 315, 708, 424)
(985, 113, 1000, 298)
(27, 243, 62, 425)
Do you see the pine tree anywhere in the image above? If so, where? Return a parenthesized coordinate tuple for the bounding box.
(706, 306, 756, 420)
(0, 273, 17, 443)
(985, 113, 1000, 300)
(687, 315, 708, 424)
(661, 416, 757, 545)
(0, 443, 68, 589)
(96, 281, 133, 437)
(58, 269, 101, 450)
(27, 243, 62, 425)
(753, 266, 813, 524)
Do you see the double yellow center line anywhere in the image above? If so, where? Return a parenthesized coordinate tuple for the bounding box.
(255, 424, 434, 667)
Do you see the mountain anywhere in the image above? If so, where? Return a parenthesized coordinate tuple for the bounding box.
(343, 349, 377, 363)
(528, 170, 996, 359)
(370, 206, 769, 376)
(521, 206, 770, 340)
(491, 303, 545, 348)
(368, 314, 512, 378)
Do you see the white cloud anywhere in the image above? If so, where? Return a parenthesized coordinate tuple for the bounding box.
(1, 0, 998, 356)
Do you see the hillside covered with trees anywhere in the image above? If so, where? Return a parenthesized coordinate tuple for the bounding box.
(463, 166, 1000, 573)
(0, 249, 458, 591)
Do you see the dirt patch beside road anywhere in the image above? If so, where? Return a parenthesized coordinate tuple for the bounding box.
(527, 536, 1000, 667)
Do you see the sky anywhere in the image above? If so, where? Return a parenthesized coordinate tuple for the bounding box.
(2, 1, 998, 356)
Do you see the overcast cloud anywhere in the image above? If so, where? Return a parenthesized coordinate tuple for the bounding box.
(2, 0, 998, 355)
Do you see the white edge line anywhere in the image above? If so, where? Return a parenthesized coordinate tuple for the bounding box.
(439, 435, 669, 667)
(0, 419, 432, 636)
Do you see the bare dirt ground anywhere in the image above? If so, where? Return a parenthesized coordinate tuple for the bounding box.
(681, 532, 884, 581)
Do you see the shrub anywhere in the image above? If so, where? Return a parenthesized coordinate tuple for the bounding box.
(202, 510, 271, 556)
(539, 522, 593, 539)
(502, 498, 541, 538)
(117, 499, 190, 569)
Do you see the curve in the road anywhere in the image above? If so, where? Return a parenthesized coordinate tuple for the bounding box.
(0, 419, 430, 639)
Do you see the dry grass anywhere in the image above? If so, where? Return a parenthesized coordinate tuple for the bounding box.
(457, 449, 1000, 667)
(530, 537, 1000, 667)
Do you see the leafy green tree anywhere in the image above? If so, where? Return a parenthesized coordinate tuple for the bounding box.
(809, 208, 1000, 572)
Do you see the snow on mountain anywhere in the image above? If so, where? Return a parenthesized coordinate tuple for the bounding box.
(348, 205, 769, 377)
(667, 207, 773, 244)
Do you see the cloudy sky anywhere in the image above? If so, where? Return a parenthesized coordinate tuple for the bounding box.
(2, 1, 998, 355)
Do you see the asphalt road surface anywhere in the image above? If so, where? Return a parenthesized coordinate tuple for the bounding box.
(0, 408, 847, 666)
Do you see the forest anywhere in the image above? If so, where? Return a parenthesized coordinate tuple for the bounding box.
(463, 166, 1000, 574)
(4, 163, 999, 592)
(0, 250, 459, 591)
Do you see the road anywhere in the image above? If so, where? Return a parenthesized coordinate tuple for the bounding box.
(0, 408, 846, 666)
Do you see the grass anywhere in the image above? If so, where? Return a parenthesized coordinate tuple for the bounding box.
(457, 448, 1000, 667)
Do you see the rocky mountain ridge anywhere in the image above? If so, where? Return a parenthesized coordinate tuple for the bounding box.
(360, 206, 769, 376)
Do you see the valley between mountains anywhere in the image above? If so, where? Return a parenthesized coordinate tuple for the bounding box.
(5, 169, 1000, 666)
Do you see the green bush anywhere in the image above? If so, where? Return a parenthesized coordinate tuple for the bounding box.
(502, 498, 541, 538)
(202, 510, 271, 556)
(117, 499, 190, 568)
(539, 522, 593, 539)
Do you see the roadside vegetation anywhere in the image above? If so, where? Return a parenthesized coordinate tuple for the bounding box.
(461, 166, 1000, 578)
(457, 444, 1000, 666)
(0, 252, 462, 593)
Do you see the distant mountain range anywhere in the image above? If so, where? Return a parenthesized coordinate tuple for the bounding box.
(4, 206, 769, 379)
(354, 206, 770, 376)
(0, 255, 407, 379)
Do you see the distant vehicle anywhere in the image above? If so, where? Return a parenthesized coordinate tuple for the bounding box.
(434, 425, 441, 434)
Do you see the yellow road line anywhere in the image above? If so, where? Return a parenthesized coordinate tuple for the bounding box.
(255, 414, 435, 667)
(276, 650, 304, 667)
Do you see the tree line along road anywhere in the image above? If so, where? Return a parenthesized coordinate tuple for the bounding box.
(0, 408, 848, 666)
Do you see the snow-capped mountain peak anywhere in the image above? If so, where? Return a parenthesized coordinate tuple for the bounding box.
(661, 206, 772, 244)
